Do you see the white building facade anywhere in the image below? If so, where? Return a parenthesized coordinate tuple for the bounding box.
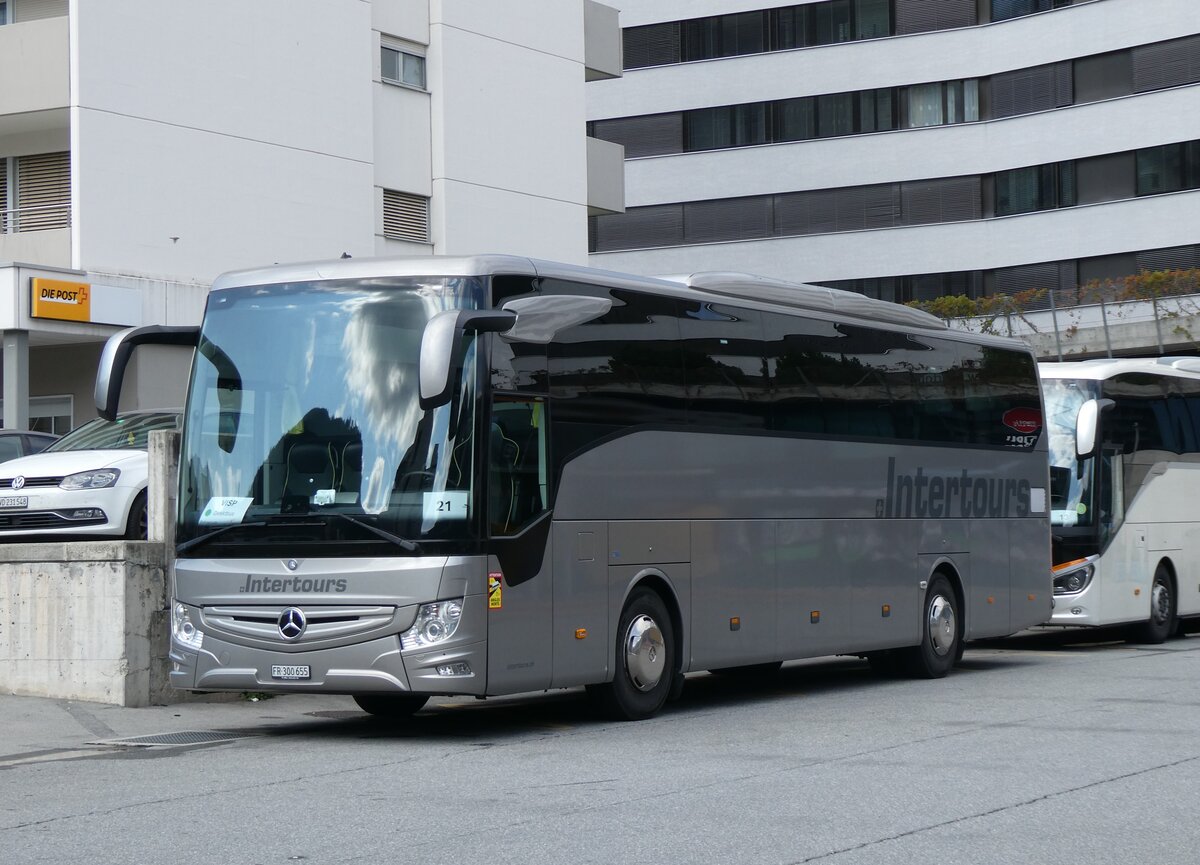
(586, 0, 1200, 310)
(0, 0, 622, 430)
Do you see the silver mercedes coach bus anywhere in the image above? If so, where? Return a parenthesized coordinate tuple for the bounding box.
(96, 255, 1051, 721)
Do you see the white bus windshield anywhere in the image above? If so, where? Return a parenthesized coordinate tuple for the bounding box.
(1044, 377, 1100, 528)
(177, 277, 484, 552)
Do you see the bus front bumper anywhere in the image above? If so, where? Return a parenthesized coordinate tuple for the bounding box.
(170, 633, 488, 697)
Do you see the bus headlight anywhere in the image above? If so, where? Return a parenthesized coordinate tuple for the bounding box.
(1052, 558, 1096, 595)
(401, 599, 463, 650)
(173, 603, 204, 651)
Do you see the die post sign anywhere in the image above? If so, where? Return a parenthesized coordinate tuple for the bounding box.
(31, 278, 90, 322)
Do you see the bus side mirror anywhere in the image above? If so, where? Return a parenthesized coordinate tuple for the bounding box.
(1075, 397, 1115, 460)
(419, 309, 516, 410)
(95, 325, 199, 420)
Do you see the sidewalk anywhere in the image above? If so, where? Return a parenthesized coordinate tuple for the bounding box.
(0, 691, 364, 766)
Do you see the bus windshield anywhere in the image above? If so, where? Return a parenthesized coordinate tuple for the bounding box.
(1044, 377, 1100, 528)
(176, 276, 485, 553)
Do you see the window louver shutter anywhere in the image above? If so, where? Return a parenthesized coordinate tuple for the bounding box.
(1137, 245, 1199, 273)
(592, 114, 683, 158)
(590, 205, 683, 252)
(0, 165, 8, 233)
(993, 262, 1062, 296)
(901, 177, 981, 225)
(15, 151, 69, 232)
(1133, 35, 1200, 93)
(382, 189, 428, 242)
(989, 64, 1061, 119)
(12, 0, 68, 22)
(895, 0, 976, 35)
(684, 197, 772, 244)
(623, 22, 681, 69)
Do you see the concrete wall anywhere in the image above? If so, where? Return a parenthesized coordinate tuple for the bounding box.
(0, 431, 182, 707)
(0, 541, 170, 706)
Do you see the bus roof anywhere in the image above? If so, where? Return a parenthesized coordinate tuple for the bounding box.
(1040, 357, 1200, 381)
(208, 253, 985, 339)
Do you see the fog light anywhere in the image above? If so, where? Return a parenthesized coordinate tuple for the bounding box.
(436, 662, 472, 677)
(69, 508, 106, 520)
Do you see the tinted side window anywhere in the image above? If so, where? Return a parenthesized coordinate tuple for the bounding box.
(548, 285, 686, 470)
(960, 345, 1042, 447)
(1102, 374, 1173, 453)
(679, 302, 768, 429)
(1170, 375, 1200, 454)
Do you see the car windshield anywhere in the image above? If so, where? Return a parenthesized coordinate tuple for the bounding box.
(45, 412, 180, 452)
(176, 276, 485, 553)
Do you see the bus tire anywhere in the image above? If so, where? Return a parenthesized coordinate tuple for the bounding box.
(902, 574, 959, 679)
(1132, 565, 1175, 645)
(352, 693, 428, 718)
(594, 587, 674, 721)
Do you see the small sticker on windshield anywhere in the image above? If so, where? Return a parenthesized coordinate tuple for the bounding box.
(423, 491, 469, 521)
(200, 496, 254, 525)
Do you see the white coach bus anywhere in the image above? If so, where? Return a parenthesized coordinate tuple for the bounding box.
(96, 256, 1051, 720)
(1043, 357, 1200, 642)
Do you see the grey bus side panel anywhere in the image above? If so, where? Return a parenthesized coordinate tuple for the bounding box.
(550, 521, 609, 688)
(690, 520, 777, 670)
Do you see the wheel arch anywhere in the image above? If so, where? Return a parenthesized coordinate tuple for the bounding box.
(620, 568, 685, 677)
(927, 558, 966, 638)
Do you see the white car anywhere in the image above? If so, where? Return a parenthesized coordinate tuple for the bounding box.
(0, 410, 180, 540)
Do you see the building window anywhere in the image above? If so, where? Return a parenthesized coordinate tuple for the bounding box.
(381, 45, 426, 89)
(994, 162, 1076, 216)
(382, 189, 429, 242)
(903, 80, 979, 128)
(1136, 142, 1200, 196)
(0, 3, 8, 25)
(1, 152, 70, 233)
(991, 0, 1074, 23)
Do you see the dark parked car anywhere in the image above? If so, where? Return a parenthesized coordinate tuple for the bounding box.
(0, 429, 60, 463)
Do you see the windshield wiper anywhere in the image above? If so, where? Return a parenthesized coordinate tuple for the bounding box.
(319, 511, 420, 551)
(268, 511, 420, 552)
(176, 513, 420, 554)
(176, 520, 268, 554)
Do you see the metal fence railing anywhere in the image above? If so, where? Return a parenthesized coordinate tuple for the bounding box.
(0, 203, 72, 234)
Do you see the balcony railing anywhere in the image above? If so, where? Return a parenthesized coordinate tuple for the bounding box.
(0, 203, 71, 233)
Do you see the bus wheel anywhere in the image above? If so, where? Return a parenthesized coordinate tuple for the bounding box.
(352, 694, 428, 718)
(1132, 565, 1176, 645)
(903, 575, 959, 679)
(593, 588, 674, 721)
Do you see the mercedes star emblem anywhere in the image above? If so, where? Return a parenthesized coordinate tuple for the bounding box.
(278, 607, 307, 640)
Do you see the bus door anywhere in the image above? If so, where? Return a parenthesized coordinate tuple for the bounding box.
(484, 396, 555, 695)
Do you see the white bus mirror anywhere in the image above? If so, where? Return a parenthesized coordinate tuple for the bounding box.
(95, 325, 199, 420)
(1075, 397, 1115, 460)
(419, 309, 516, 410)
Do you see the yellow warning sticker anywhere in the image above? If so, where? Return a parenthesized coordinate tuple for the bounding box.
(488, 573, 503, 609)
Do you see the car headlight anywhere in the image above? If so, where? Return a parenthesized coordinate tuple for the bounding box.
(173, 603, 204, 651)
(1052, 558, 1096, 595)
(400, 599, 463, 650)
(60, 468, 121, 490)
